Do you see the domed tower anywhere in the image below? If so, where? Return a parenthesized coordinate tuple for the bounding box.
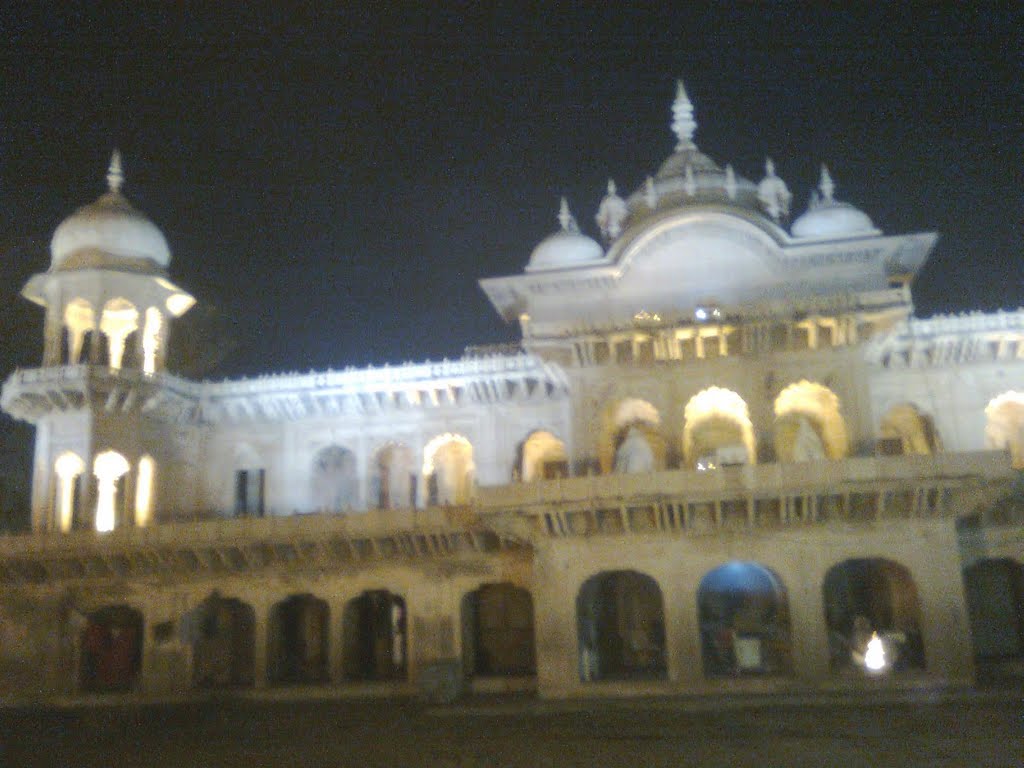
(24, 151, 194, 372)
(2, 152, 196, 533)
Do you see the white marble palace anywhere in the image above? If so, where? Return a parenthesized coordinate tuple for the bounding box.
(1, 82, 1022, 704)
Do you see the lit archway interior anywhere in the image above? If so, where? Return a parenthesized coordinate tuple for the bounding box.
(602, 398, 664, 474)
(191, 592, 256, 688)
(516, 430, 568, 482)
(462, 583, 536, 677)
(683, 387, 756, 469)
(879, 403, 940, 455)
(134, 455, 155, 527)
(697, 562, 791, 677)
(63, 298, 95, 364)
(268, 594, 330, 685)
(985, 391, 1024, 468)
(342, 590, 407, 681)
(99, 298, 139, 370)
(423, 433, 475, 505)
(93, 450, 130, 533)
(963, 558, 1024, 660)
(373, 443, 415, 509)
(576, 570, 666, 681)
(823, 558, 925, 673)
(774, 380, 848, 461)
(54, 451, 85, 532)
(311, 445, 358, 511)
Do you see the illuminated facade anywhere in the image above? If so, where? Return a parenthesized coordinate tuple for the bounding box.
(1, 83, 1022, 704)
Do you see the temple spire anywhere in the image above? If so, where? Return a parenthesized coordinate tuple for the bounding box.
(557, 197, 578, 232)
(106, 149, 124, 193)
(671, 79, 697, 150)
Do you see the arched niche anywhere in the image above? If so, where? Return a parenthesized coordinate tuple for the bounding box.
(461, 583, 536, 677)
(515, 430, 568, 482)
(99, 297, 140, 370)
(342, 590, 407, 681)
(62, 298, 95, 364)
(92, 450, 130, 533)
(823, 558, 925, 673)
(576, 570, 667, 681)
(190, 592, 256, 688)
(268, 594, 330, 685)
(774, 380, 848, 461)
(372, 443, 415, 509)
(963, 558, 1024, 660)
(985, 391, 1024, 468)
(878, 403, 941, 456)
(697, 562, 791, 677)
(601, 398, 665, 474)
(311, 445, 358, 512)
(53, 451, 85, 532)
(80, 605, 143, 693)
(423, 434, 475, 506)
(682, 387, 756, 469)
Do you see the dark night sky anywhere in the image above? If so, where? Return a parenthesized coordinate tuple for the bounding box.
(1, 4, 1022, 504)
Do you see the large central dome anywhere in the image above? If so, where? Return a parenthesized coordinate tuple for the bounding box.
(49, 152, 171, 273)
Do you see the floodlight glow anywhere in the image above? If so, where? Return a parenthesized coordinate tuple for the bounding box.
(864, 632, 887, 672)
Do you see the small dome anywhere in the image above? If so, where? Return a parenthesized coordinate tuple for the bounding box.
(791, 164, 879, 240)
(526, 198, 604, 272)
(50, 152, 171, 272)
(791, 201, 877, 239)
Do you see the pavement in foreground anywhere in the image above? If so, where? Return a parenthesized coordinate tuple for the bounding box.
(1, 689, 1022, 768)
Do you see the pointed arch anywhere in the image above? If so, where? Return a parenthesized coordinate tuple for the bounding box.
(93, 450, 130, 532)
(600, 398, 665, 474)
(682, 387, 756, 469)
(985, 391, 1024, 468)
(62, 298, 95, 364)
(774, 380, 848, 461)
(423, 433, 475, 505)
(372, 442, 415, 509)
(516, 430, 568, 482)
(99, 298, 140, 370)
(879, 403, 940, 455)
(311, 445, 358, 511)
(53, 452, 85, 532)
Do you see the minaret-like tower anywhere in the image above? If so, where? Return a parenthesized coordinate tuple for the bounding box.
(2, 152, 195, 533)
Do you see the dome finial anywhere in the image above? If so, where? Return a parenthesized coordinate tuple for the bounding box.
(557, 197, 578, 232)
(106, 149, 124, 193)
(671, 79, 697, 150)
(818, 164, 835, 202)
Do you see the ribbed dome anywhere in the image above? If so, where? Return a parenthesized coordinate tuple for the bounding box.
(49, 152, 171, 273)
(526, 198, 604, 272)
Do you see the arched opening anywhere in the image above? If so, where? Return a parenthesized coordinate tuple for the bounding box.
(191, 593, 256, 688)
(53, 452, 84, 532)
(774, 380, 848, 461)
(342, 590, 407, 681)
(423, 434, 475, 506)
(268, 594, 330, 685)
(80, 606, 143, 693)
(515, 430, 568, 482)
(92, 450, 130, 533)
(63, 298, 95, 364)
(985, 391, 1024, 468)
(682, 388, 756, 469)
(134, 455, 155, 526)
(577, 570, 666, 681)
(697, 562, 792, 677)
(461, 584, 536, 677)
(311, 445, 358, 512)
(823, 558, 925, 673)
(602, 399, 664, 474)
(99, 298, 139, 370)
(878, 403, 940, 456)
(963, 558, 1024, 660)
(372, 443, 415, 509)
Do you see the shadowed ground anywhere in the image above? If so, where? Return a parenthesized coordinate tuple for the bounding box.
(1, 690, 1021, 768)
